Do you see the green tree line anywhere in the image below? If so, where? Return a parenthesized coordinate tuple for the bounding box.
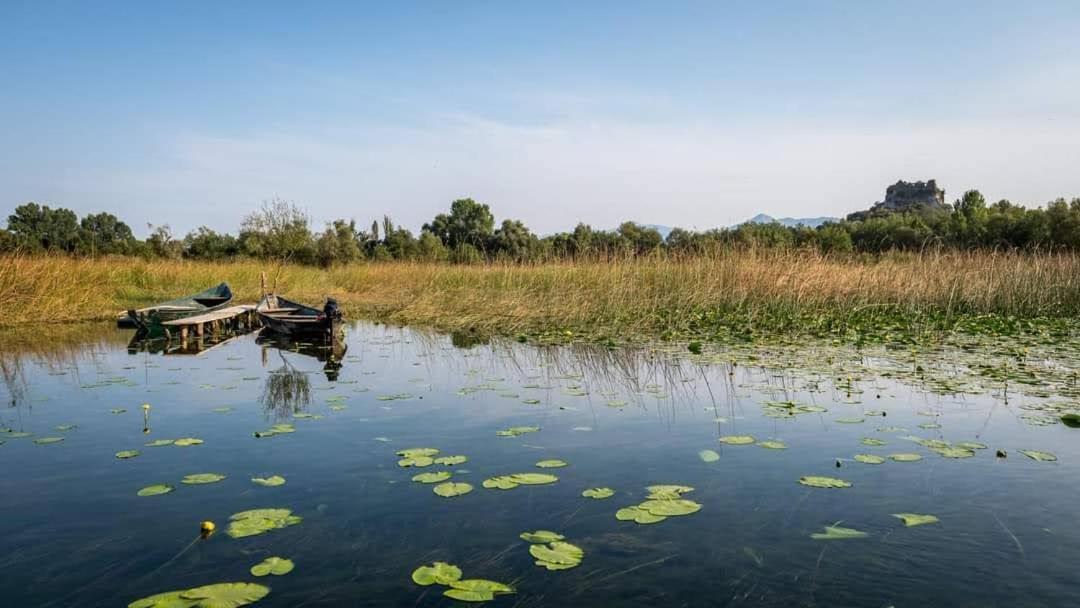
(4, 191, 1080, 264)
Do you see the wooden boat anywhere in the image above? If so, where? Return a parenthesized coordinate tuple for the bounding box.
(256, 294, 343, 338)
(120, 283, 234, 335)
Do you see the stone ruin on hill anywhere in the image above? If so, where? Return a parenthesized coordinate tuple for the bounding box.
(847, 180, 947, 221)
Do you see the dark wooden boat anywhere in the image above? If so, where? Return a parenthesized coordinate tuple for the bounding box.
(256, 294, 342, 338)
(120, 283, 234, 335)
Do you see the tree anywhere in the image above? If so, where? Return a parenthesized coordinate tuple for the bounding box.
(78, 212, 136, 255)
(146, 224, 182, 258)
(616, 222, 663, 254)
(6, 202, 80, 251)
(492, 219, 537, 261)
(423, 198, 495, 251)
(239, 198, 315, 263)
(417, 230, 449, 262)
(315, 219, 363, 266)
(184, 226, 239, 260)
(815, 224, 853, 253)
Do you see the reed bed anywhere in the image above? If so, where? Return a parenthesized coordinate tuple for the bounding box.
(2, 251, 1078, 338)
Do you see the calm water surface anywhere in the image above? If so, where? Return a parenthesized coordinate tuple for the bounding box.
(1, 323, 1078, 607)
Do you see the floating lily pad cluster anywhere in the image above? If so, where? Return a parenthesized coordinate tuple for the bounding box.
(616, 485, 702, 525)
(127, 582, 270, 608)
(496, 426, 540, 437)
(226, 508, 303, 539)
(582, 487, 614, 499)
(798, 476, 852, 488)
(521, 531, 585, 571)
(483, 473, 558, 490)
(253, 423, 295, 438)
(410, 561, 515, 602)
(251, 475, 286, 487)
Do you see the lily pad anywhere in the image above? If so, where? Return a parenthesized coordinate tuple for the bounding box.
(444, 579, 514, 602)
(250, 556, 294, 576)
(251, 475, 286, 487)
(835, 418, 864, 424)
(55, 424, 78, 431)
(411, 561, 462, 586)
(433, 455, 468, 466)
(719, 435, 755, 445)
(396, 447, 440, 458)
(412, 471, 452, 484)
(889, 453, 923, 462)
(496, 426, 540, 437)
(433, 482, 473, 497)
(116, 450, 140, 459)
(179, 583, 270, 607)
(520, 530, 565, 543)
(398, 456, 435, 468)
(931, 446, 976, 459)
(645, 485, 695, 500)
(137, 484, 174, 497)
(227, 508, 302, 538)
(853, 454, 885, 464)
(615, 506, 667, 524)
(798, 476, 852, 489)
(758, 440, 787, 450)
(1019, 450, 1057, 462)
(174, 438, 204, 447)
(33, 437, 64, 445)
(181, 473, 226, 485)
(536, 459, 567, 468)
(109, 408, 127, 414)
(144, 439, 175, 447)
(638, 499, 702, 516)
(698, 449, 720, 462)
(893, 513, 940, 527)
(530, 541, 584, 570)
(860, 438, 887, 446)
(810, 525, 868, 540)
(956, 441, 988, 450)
(582, 487, 615, 499)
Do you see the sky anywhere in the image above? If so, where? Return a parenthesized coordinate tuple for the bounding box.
(2, 1, 1079, 237)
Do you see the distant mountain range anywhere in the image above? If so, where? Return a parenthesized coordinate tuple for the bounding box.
(740, 214, 837, 228)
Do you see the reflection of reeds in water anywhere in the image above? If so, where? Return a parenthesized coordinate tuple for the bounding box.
(260, 361, 312, 420)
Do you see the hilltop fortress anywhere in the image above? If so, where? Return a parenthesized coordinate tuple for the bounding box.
(847, 180, 947, 221)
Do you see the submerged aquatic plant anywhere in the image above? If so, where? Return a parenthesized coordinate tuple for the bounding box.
(127, 582, 270, 608)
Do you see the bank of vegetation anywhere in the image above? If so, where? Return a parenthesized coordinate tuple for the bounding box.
(3, 191, 1080, 341)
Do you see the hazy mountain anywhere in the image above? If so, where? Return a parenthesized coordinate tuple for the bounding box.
(741, 214, 837, 228)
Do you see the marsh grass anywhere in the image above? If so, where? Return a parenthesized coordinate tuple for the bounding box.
(2, 250, 1079, 340)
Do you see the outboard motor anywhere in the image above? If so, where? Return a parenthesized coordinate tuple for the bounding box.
(323, 298, 342, 321)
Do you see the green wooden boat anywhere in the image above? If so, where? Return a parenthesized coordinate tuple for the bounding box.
(119, 283, 234, 336)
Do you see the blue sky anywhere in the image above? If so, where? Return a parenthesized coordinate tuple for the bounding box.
(2, 1, 1079, 236)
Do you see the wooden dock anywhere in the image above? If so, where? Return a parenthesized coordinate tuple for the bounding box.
(161, 305, 259, 341)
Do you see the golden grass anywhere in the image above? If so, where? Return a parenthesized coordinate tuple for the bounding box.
(2, 250, 1079, 337)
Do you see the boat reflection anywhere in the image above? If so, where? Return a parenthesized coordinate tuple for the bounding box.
(256, 331, 347, 381)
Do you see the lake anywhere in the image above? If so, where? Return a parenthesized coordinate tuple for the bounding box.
(1, 322, 1078, 607)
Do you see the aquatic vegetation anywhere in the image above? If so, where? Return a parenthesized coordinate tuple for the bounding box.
(115, 450, 140, 459)
(893, 513, 940, 527)
(433, 482, 473, 497)
(174, 438, 204, 447)
(799, 476, 852, 488)
(444, 579, 515, 602)
(617, 485, 702, 525)
(33, 437, 64, 445)
(758, 440, 787, 450)
(520, 530, 565, 543)
(180, 473, 227, 486)
(854, 454, 885, 464)
(109, 408, 127, 414)
(55, 424, 77, 431)
(835, 418, 864, 424)
(127, 582, 270, 608)
(144, 439, 175, 447)
(137, 484, 174, 497)
(698, 449, 720, 462)
(811, 524, 868, 540)
(530, 540, 584, 571)
(482, 473, 558, 490)
(582, 487, 615, 499)
(412, 471, 452, 483)
(861, 438, 887, 446)
(496, 426, 540, 437)
(251, 475, 286, 487)
(411, 561, 462, 585)
(889, 453, 923, 462)
(226, 508, 303, 538)
(718, 435, 755, 445)
(250, 556, 294, 576)
(535, 459, 568, 468)
(1020, 450, 1057, 462)
(433, 455, 467, 465)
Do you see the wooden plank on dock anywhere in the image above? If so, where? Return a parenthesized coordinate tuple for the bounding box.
(161, 304, 257, 326)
